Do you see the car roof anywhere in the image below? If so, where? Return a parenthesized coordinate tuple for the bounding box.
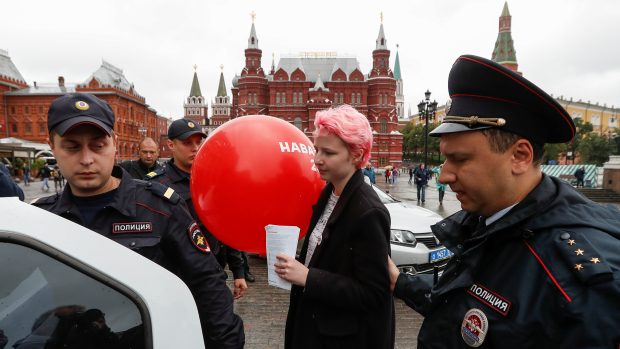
(0, 198, 204, 348)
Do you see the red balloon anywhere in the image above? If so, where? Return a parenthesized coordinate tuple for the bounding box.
(191, 115, 325, 254)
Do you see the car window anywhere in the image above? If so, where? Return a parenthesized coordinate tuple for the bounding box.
(371, 185, 398, 204)
(0, 242, 144, 349)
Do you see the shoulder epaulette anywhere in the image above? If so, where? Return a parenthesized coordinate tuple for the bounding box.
(30, 194, 59, 206)
(144, 167, 166, 180)
(555, 230, 613, 285)
(145, 181, 181, 204)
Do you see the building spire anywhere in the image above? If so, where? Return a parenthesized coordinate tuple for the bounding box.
(393, 44, 402, 80)
(217, 64, 227, 97)
(491, 1, 519, 73)
(270, 52, 276, 75)
(248, 11, 259, 49)
(189, 65, 202, 97)
(376, 13, 387, 50)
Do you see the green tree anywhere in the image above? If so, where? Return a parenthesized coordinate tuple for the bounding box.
(577, 133, 615, 165)
(543, 143, 567, 164)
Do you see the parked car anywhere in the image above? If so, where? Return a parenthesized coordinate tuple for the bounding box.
(370, 184, 453, 275)
(0, 197, 204, 348)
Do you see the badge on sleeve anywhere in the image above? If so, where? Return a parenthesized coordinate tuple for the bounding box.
(188, 222, 210, 253)
(461, 308, 488, 347)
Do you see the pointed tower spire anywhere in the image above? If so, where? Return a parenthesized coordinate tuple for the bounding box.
(270, 52, 276, 75)
(393, 44, 402, 81)
(394, 44, 404, 118)
(376, 12, 388, 50)
(491, 2, 520, 73)
(217, 64, 227, 97)
(189, 64, 203, 97)
(248, 11, 259, 49)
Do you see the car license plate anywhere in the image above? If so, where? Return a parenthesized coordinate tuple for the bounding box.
(429, 247, 453, 263)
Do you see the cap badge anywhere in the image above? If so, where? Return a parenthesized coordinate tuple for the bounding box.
(187, 121, 195, 128)
(75, 101, 90, 111)
(461, 308, 488, 347)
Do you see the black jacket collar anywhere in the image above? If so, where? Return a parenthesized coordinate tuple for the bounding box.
(164, 159, 190, 184)
(54, 166, 137, 218)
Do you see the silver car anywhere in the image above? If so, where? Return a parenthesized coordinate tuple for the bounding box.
(371, 184, 453, 275)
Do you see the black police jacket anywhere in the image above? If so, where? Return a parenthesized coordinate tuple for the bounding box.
(146, 159, 245, 279)
(394, 175, 620, 348)
(118, 159, 163, 180)
(32, 166, 245, 349)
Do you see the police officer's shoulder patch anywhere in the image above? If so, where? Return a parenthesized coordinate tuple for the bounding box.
(144, 167, 166, 180)
(145, 181, 181, 204)
(554, 230, 613, 285)
(188, 222, 210, 253)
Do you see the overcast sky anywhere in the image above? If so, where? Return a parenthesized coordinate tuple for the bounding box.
(4, 0, 619, 118)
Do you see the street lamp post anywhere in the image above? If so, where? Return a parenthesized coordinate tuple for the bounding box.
(417, 90, 438, 168)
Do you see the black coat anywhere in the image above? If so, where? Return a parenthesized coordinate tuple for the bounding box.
(394, 175, 620, 348)
(118, 159, 163, 180)
(285, 170, 395, 349)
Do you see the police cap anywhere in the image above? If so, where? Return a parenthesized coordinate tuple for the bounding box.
(430, 55, 575, 145)
(168, 119, 207, 140)
(47, 93, 115, 136)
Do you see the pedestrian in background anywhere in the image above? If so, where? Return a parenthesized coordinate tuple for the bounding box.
(362, 163, 376, 184)
(389, 54, 620, 348)
(40, 163, 51, 192)
(23, 162, 30, 186)
(413, 163, 430, 203)
(52, 165, 63, 193)
(275, 105, 394, 349)
(119, 137, 163, 179)
(574, 166, 585, 187)
(433, 164, 446, 205)
(408, 166, 414, 184)
(33, 93, 245, 348)
(391, 167, 398, 184)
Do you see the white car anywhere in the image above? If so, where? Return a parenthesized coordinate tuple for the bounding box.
(0, 198, 204, 349)
(371, 185, 453, 274)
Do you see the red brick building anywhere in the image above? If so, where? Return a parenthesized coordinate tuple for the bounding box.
(226, 19, 403, 168)
(0, 52, 169, 161)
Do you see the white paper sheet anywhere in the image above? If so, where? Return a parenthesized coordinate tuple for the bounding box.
(265, 224, 300, 290)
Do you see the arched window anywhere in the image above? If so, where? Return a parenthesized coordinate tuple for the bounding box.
(380, 118, 388, 133)
(276, 93, 281, 104)
(294, 117, 302, 130)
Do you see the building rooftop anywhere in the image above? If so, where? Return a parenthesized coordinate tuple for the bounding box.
(276, 55, 363, 82)
(0, 49, 26, 83)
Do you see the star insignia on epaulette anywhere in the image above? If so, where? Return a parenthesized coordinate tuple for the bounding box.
(574, 264, 583, 271)
(567, 239, 576, 246)
(590, 257, 600, 264)
(575, 248, 584, 256)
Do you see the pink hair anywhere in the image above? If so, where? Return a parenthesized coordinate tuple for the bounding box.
(313, 104, 373, 169)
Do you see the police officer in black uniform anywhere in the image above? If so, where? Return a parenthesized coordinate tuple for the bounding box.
(388, 55, 620, 348)
(118, 137, 163, 179)
(32, 93, 245, 348)
(146, 119, 250, 298)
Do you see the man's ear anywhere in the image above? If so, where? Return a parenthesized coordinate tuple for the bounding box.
(511, 139, 534, 174)
(167, 139, 174, 151)
(47, 133, 55, 151)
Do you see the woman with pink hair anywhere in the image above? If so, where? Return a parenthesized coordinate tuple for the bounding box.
(275, 105, 394, 349)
